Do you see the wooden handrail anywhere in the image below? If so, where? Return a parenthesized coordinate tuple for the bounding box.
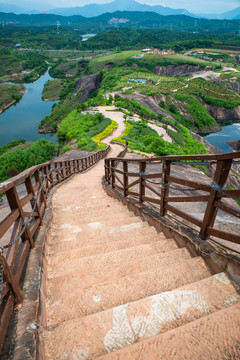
(105, 151, 240, 245)
(0, 145, 110, 353)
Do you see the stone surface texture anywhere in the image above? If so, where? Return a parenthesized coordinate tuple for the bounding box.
(41, 139, 240, 359)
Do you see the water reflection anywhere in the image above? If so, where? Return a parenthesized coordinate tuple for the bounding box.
(0, 70, 58, 146)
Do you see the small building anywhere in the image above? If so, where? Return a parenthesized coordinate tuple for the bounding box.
(141, 48, 152, 53)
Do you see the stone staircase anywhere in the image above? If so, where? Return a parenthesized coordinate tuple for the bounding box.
(41, 154, 240, 359)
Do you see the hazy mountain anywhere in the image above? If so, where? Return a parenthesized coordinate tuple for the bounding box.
(0, 1, 55, 14)
(222, 7, 240, 19)
(46, 0, 193, 18)
(0, 3, 27, 14)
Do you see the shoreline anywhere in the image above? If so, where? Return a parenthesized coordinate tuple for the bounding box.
(0, 88, 27, 114)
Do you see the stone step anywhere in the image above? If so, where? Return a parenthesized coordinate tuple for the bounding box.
(97, 303, 240, 360)
(47, 222, 157, 248)
(46, 256, 210, 325)
(46, 232, 167, 263)
(50, 214, 141, 231)
(51, 212, 136, 227)
(52, 204, 128, 220)
(49, 218, 147, 237)
(43, 274, 240, 360)
(47, 240, 178, 279)
(47, 225, 159, 253)
(52, 195, 120, 209)
(47, 248, 191, 296)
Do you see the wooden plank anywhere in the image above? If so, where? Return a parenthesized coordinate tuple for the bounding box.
(5, 219, 22, 271)
(0, 209, 20, 239)
(6, 187, 34, 249)
(25, 175, 43, 226)
(126, 190, 139, 197)
(166, 176, 211, 192)
(114, 184, 124, 191)
(30, 218, 41, 237)
(139, 162, 146, 203)
(165, 204, 202, 227)
(34, 170, 47, 209)
(15, 242, 30, 282)
(21, 193, 33, 208)
(0, 293, 15, 353)
(123, 162, 128, 197)
(143, 173, 162, 179)
(165, 195, 209, 203)
(142, 196, 161, 205)
(214, 200, 240, 219)
(145, 181, 161, 197)
(160, 160, 171, 216)
(200, 159, 232, 240)
(111, 160, 115, 189)
(106, 151, 240, 163)
(127, 179, 140, 189)
(218, 189, 240, 198)
(207, 227, 240, 244)
(114, 173, 124, 187)
(3, 257, 23, 303)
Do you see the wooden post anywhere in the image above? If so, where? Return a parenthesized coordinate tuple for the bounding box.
(111, 160, 115, 189)
(200, 159, 232, 240)
(48, 164, 53, 188)
(139, 162, 146, 203)
(160, 160, 171, 216)
(6, 187, 35, 248)
(3, 257, 23, 304)
(55, 163, 60, 183)
(60, 162, 64, 179)
(25, 175, 43, 226)
(123, 161, 128, 197)
(43, 166, 49, 193)
(34, 170, 46, 209)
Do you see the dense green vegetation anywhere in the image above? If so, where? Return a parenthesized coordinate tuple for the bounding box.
(57, 110, 112, 151)
(0, 83, 25, 111)
(0, 139, 26, 156)
(201, 96, 240, 109)
(92, 120, 118, 149)
(0, 27, 83, 50)
(0, 139, 55, 182)
(0, 48, 48, 82)
(49, 60, 91, 78)
(174, 94, 216, 128)
(114, 118, 206, 156)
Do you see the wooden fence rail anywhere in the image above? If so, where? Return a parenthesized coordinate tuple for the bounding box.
(105, 151, 240, 245)
(0, 146, 110, 352)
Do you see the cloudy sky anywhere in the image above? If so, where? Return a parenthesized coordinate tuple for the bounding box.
(3, 0, 240, 14)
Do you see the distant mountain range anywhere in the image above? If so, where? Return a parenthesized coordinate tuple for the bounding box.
(0, 0, 193, 17)
(0, 0, 240, 20)
(44, 0, 194, 18)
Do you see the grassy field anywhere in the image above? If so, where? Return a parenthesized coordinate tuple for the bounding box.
(0, 84, 26, 112)
(42, 79, 65, 101)
(93, 50, 140, 63)
(143, 53, 219, 67)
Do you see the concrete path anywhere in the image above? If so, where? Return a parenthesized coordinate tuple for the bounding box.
(41, 125, 240, 359)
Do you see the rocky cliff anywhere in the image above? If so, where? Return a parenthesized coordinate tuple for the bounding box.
(205, 104, 240, 122)
(154, 64, 204, 77)
(74, 73, 101, 103)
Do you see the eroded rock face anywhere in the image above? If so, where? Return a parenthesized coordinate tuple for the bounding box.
(227, 140, 240, 151)
(206, 104, 240, 121)
(154, 65, 202, 77)
(121, 92, 176, 121)
(74, 73, 101, 104)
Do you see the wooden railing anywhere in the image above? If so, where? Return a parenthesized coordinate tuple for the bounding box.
(0, 146, 110, 352)
(105, 151, 240, 245)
